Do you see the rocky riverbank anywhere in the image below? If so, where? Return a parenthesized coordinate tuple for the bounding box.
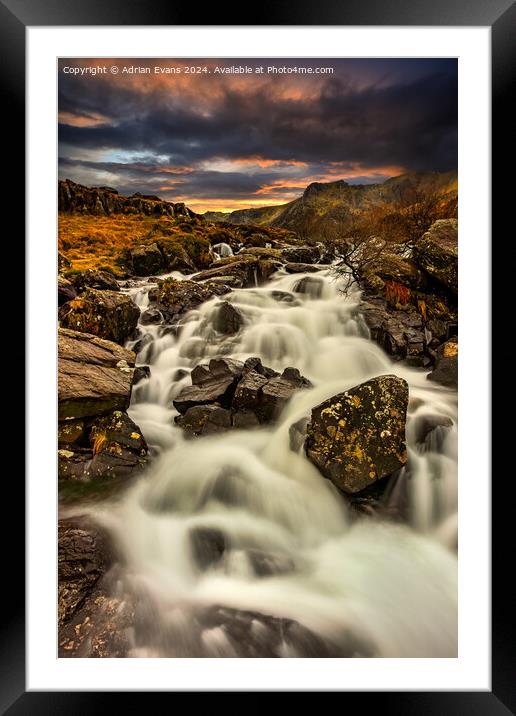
(57, 186, 458, 657)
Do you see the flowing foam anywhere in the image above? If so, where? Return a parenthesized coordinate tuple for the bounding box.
(90, 267, 458, 656)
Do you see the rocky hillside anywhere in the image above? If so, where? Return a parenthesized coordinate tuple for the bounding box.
(203, 171, 458, 242)
(59, 179, 199, 220)
(58, 180, 305, 276)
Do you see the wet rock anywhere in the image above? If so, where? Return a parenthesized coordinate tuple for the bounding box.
(412, 219, 458, 293)
(212, 301, 243, 335)
(58, 328, 135, 420)
(232, 370, 269, 413)
(292, 275, 324, 298)
(281, 246, 320, 264)
(192, 257, 279, 287)
(176, 404, 232, 436)
(289, 416, 309, 452)
(257, 370, 312, 423)
(174, 357, 311, 431)
(58, 516, 112, 626)
(243, 356, 278, 378)
(204, 275, 244, 289)
(270, 290, 297, 303)
(306, 374, 409, 494)
(59, 410, 148, 482)
(140, 307, 162, 325)
(232, 410, 261, 428)
(360, 297, 428, 365)
(59, 589, 135, 658)
(130, 243, 165, 276)
(132, 333, 153, 355)
(148, 277, 231, 323)
(189, 526, 227, 569)
(237, 246, 283, 261)
(428, 337, 458, 388)
(58, 276, 77, 306)
(196, 606, 367, 657)
(173, 358, 244, 413)
(285, 262, 324, 274)
(58, 419, 85, 445)
(64, 268, 120, 293)
(59, 288, 140, 344)
(411, 413, 454, 452)
(133, 365, 151, 384)
(247, 549, 296, 577)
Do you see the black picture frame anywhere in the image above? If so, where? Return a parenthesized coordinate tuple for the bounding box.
(3, 0, 511, 710)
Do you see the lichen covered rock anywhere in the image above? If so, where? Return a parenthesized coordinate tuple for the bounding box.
(59, 288, 140, 344)
(305, 374, 409, 494)
(147, 277, 230, 323)
(58, 410, 148, 482)
(130, 243, 164, 276)
(64, 268, 120, 293)
(413, 219, 458, 293)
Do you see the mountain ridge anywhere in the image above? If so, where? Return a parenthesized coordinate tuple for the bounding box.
(203, 171, 458, 240)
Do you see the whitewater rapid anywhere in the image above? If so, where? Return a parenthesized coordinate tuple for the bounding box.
(89, 265, 458, 657)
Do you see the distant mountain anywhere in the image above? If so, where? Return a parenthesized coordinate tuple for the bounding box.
(203, 171, 458, 241)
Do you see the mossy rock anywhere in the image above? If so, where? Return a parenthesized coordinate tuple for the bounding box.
(305, 374, 409, 494)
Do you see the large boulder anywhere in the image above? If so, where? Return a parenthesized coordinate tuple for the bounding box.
(148, 278, 230, 323)
(59, 288, 140, 344)
(305, 375, 409, 494)
(130, 243, 165, 276)
(156, 239, 197, 273)
(58, 328, 136, 420)
(412, 219, 458, 293)
(64, 268, 120, 293)
(361, 253, 426, 292)
(428, 337, 458, 389)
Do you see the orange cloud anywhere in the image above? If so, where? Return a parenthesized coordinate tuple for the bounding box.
(58, 110, 111, 127)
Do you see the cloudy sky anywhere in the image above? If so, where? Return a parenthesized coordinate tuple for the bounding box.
(58, 58, 457, 213)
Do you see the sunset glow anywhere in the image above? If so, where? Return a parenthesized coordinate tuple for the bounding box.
(59, 58, 457, 212)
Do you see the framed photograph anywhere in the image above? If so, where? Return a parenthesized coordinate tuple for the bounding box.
(3, 0, 511, 709)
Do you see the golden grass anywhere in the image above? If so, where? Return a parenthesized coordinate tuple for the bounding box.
(58, 213, 186, 274)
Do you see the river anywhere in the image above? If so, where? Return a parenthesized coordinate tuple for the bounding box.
(85, 261, 457, 657)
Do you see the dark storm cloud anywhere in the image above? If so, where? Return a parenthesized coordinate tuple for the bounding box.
(58, 58, 457, 210)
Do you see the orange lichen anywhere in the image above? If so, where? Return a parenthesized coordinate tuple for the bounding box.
(384, 280, 410, 306)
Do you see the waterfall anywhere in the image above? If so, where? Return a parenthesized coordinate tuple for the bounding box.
(213, 242, 234, 258)
(93, 266, 457, 657)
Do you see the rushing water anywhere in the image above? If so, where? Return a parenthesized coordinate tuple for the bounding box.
(88, 266, 457, 657)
